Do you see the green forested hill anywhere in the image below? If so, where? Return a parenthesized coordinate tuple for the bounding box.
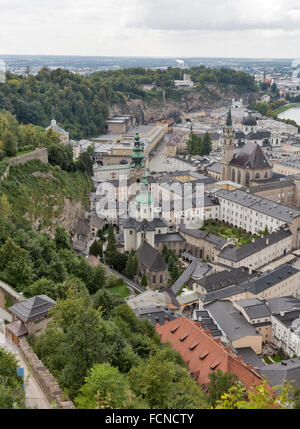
(0, 66, 258, 139)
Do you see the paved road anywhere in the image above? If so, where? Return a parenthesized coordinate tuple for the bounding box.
(0, 329, 51, 409)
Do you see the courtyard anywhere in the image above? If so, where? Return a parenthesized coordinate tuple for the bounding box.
(200, 219, 268, 247)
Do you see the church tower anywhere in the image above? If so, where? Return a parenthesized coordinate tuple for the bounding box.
(221, 108, 235, 181)
(130, 131, 145, 183)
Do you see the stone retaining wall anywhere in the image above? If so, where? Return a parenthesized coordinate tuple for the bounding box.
(18, 337, 75, 409)
(0, 148, 48, 182)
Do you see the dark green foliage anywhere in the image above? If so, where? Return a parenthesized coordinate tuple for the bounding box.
(141, 273, 148, 287)
(202, 132, 212, 155)
(125, 252, 138, 279)
(54, 227, 72, 251)
(128, 348, 207, 409)
(75, 151, 94, 176)
(92, 288, 125, 319)
(0, 348, 25, 409)
(0, 67, 256, 141)
(105, 224, 117, 266)
(89, 239, 102, 257)
(110, 252, 128, 274)
(75, 363, 132, 409)
(48, 143, 74, 171)
(186, 132, 212, 156)
(207, 370, 238, 408)
(2, 130, 17, 157)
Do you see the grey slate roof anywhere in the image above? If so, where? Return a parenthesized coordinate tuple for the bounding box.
(246, 131, 271, 140)
(248, 179, 294, 193)
(206, 162, 222, 174)
(201, 283, 245, 303)
(178, 224, 226, 250)
(202, 265, 299, 303)
(236, 347, 264, 369)
(218, 229, 292, 262)
(74, 217, 90, 236)
(134, 306, 178, 325)
(150, 218, 168, 228)
(235, 299, 271, 319)
(216, 189, 300, 222)
(273, 309, 300, 329)
(242, 265, 299, 296)
(9, 295, 56, 323)
(137, 241, 167, 272)
(155, 233, 185, 243)
(46, 120, 68, 135)
(266, 296, 300, 315)
(123, 217, 167, 231)
(229, 141, 271, 169)
(205, 300, 260, 342)
(90, 215, 105, 229)
(193, 309, 223, 337)
(136, 220, 156, 233)
(259, 358, 300, 388)
(123, 218, 140, 229)
(171, 261, 211, 295)
(5, 320, 28, 337)
(197, 267, 255, 293)
(235, 131, 246, 139)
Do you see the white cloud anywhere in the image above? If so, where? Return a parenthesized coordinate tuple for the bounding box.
(0, 0, 299, 57)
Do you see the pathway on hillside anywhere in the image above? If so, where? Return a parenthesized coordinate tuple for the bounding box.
(0, 331, 51, 409)
(87, 257, 145, 294)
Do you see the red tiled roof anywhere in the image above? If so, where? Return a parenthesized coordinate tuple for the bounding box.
(156, 317, 263, 389)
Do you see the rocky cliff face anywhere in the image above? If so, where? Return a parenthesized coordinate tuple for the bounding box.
(26, 198, 86, 238)
(109, 85, 257, 124)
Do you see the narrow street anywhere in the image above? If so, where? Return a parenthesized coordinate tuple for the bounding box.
(0, 327, 52, 409)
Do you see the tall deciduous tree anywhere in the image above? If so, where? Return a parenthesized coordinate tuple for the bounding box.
(75, 363, 131, 409)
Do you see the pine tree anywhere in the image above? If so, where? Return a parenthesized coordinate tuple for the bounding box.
(89, 239, 102, 257)
(125, 253, 134, 279)
(132, 253, 139, 278)
(105, 224, 117, 266)
(141, 273, 148, 287)
(201, 132, 212, 155)
(162, 244, 169, 262)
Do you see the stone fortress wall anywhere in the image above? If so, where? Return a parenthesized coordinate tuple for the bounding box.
(0, 148, 48, 182)
(18, 337, 75, 409)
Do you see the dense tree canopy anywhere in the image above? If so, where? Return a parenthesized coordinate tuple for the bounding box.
(0, 66, 257, 141)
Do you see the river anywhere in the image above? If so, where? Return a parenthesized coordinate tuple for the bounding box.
(278, 105, 300, 124)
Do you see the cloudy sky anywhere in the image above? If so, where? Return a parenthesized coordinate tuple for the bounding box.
(1, 0, 300, 57)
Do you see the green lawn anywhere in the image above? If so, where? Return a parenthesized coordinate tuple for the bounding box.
(109, 284, 130, 298)
(263, 356, 273, 365)
(271, 353, 285, 363)
(273, 103, 300, 115)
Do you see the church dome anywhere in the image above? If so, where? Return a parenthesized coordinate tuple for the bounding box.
(242, 116, 257, 126)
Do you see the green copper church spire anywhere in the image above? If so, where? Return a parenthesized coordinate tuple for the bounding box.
(130, 131, 145, 170)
